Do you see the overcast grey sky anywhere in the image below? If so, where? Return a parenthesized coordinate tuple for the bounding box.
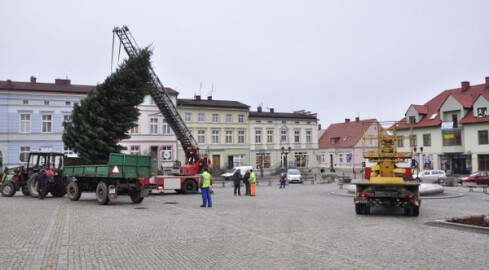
(2, 0, 489, 127)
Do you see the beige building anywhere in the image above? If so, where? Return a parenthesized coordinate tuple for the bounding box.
(176, 95, 250, 171)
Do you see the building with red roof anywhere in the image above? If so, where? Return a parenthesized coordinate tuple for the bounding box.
(318, 117, 378, 172)
(396, 76, 489, 174)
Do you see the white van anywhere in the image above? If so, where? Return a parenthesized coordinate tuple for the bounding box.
(221, 166, 253, 180)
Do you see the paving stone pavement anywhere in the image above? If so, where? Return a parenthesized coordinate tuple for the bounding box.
(0, 182, 488, 270)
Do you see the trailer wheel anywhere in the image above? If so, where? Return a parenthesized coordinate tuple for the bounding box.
(28, 175, 40, 198)
(355, 204, 364, 215)
(412, 206, 419, 217)
(50, 184, 67, 197)
(130, 190, 144, 204)
(1, 181, 16, 197)
(67, 181, 82, 201)
(182, 180, 197, 194)
(21, 186, 30, 196)
(96, 181, 110, 205)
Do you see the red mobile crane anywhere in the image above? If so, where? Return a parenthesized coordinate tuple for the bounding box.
(113, 26, 205, 194)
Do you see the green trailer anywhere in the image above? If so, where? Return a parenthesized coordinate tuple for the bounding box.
(63, 153, 152, 205)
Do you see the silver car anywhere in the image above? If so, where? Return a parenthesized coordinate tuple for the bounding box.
(287, 169, 302, 184)
(413, 170, 447, 183)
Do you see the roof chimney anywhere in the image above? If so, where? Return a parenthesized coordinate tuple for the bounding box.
(461, 81, 470, 92)
(345, 118, 350, 123)
(207, 96, 212, 101)
(55, 78, 71, 85)
(257, 106, 262, 112)
(30, 76, 36, 84)
(355, 117, 360, 122)
(270, 108, 274, 113)
(485, 76, 489, 89)
(318, 124, 322, 130)
(6, 79, 12, 87)
(195, 95, 201, 101)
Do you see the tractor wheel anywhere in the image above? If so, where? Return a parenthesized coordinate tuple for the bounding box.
(96, 181, 110, 205)
(182, 180, 197, 194)
(130, 190, 144, 204)
(50, 184, 67, 197)
(355, 204, 364, 215)
(1, 181, 16, 197)
(412, 206, 420, 217)
(28, 175, 39, 198)
(404, 208, 413, 216)
(21, 186, 30, 196)
(66, 181, 82, 201)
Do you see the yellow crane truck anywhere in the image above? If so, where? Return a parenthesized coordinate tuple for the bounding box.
(354, 122, 421, 216)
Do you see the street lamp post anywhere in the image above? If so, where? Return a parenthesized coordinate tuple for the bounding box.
(281, 146, 292, 172)
(413, 146, 423, 181)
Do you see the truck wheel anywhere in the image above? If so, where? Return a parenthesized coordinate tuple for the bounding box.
(1, 181, 16, 197)
(412, 206, 420, 217)
(130, 190, 144, 204)
(355, 204, 364, 215)
(96, 181, 110, 205)
(27, 175, 40, 198)
(21, 186, 30, 196)
(50, 184, 67, 197)
(363, 206, 370, 215)
(182, 180, 197, 194)
(67, 181, 82, 201)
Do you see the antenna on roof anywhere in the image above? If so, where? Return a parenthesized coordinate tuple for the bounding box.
(199, 82, 202, 96)
(209, 83, 214, 97)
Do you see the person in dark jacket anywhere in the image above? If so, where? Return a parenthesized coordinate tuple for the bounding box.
(243, 170, 251, 196)
(35, 169, 48, 200)
(233, 169, 242, 196)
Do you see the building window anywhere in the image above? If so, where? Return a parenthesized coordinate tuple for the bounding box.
(256, 153, 271, 169)
(63, 146, 75, 156)
(238, 130, 245, 144)
(44, 100, 49, 106)
(20, 146, 31, 162)
(63, 115, 72, 124)
(198, 130, 206, 144)
(20, 113, 31, 133)
(294, 152, 308, 168)
(423, 134, 431, 147)
(477, 107, 487, 117)
(23, 100, 29, 105)
(339, 154, 343, 163)
(408, 116, 416, 124)
(42, 114, 52, 133)
(130, 145, 140, 155)
(212, 114, 219, 123)
(442, 131, 462, 146)
(294, 130, 301, 143)
(238, 114, 244, 123)
(185, 113, 192, 122)
(130, 124, 139, 134)
(212, 130, 220, 144)
(162, 118, 171, 135)
(226, 130, 233, 144)
(161, 146, 172, 160)
(267, 130, 273, 143)
(255, 129, 262, 144)
(412, 135, 417, 147)
(478, 130, 489, 145)
(397, 136, 404, 147)
(306, 130, 312, 143)
(198, 113, 205, 123)
(226, 114, 232, 123)
(452, 114, 458, 128)
(150, 118, 158, 134)
(65, 101, 71, 106)
(281, 130, 288, 143)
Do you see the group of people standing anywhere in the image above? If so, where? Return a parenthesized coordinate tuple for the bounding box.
(232, 168, 256, 196)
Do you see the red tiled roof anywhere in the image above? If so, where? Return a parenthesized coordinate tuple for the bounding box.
(318, 118, 377, 148)
(397, 80, 489, 129)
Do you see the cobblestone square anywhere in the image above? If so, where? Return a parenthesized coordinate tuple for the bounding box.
(1, 182, 488, 270)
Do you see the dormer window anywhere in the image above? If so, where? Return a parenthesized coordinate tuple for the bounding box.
(330, 137, 340, 144)
(408, 116, 416, 124)
(477, 107, 487, 118)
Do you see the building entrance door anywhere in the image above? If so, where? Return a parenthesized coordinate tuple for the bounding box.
(212, 155, 220, 169)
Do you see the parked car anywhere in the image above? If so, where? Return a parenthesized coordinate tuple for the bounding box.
(458, 171, 489, 185)
(287, 169, 302, 184)
(412, 170, 447, 183)
(221, 166, 253, 180)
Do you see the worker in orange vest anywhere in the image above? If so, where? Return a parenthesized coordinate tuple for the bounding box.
(249, 169, 257, 196)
